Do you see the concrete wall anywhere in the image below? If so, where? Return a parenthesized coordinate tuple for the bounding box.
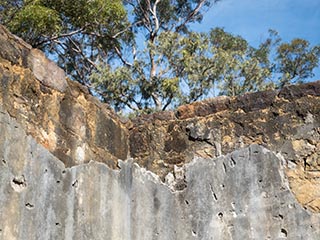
(1, 108, 319, 239)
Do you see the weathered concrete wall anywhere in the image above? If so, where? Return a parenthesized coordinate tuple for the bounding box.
(1, 108, 319, 239)
(1, 24, 320, 239)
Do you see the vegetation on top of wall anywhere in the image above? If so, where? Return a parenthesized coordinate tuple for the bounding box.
(1, 0, 319, 114)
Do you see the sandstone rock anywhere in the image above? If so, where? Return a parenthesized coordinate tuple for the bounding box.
(129, 81, 320, 211)
(0, 25, 128, 169)
(27, 49, 67, 92)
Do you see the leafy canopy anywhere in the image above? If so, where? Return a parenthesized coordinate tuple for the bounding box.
(1, 0, 319, 114)
(1, 0, 130, 83)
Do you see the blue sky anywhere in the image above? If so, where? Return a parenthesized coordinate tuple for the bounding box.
(193, 0, 320, 81)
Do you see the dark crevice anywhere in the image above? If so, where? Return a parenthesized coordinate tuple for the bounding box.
(25, 202, 34, 209)
(187, 133, 214, 147)
(72, 180, 78, 188)
(12, 175, 26, 187)
(229, 157, 236, 168)
(223, 162, 227, 173)
(209, 184, 218, 201)
(280, 228, 288, 238)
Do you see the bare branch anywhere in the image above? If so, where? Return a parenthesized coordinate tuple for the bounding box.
(114, 46, 133, 67)
(138, 0, 152, 33)
(175, 0, 208, 32)
(36, 28, 86, 47)
(162, 95, 173, 111)
(152, 93, 162, 110)
(67, 36, 97, 69)
(112, 20, 143, 39)
(149, 0, 161, 39)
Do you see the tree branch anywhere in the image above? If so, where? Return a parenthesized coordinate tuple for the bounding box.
(111, 20, 143, 39)
(36, 28, 86, 47)
(114, 46, 133, 67)
(175, 0, 209, 32)
(149, 0, 161, 40)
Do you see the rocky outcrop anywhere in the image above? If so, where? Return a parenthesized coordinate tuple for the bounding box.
(0, 25, 128, 169)
(0, 24, 320, 239)
(129, 81, 320, 212)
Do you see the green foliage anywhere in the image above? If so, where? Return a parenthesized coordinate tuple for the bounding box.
(90, 28, 276, 110)
(8, 3, 61, 43)
(1, 0, 319, 114)
(1, 0, 130, 83)
(276, 38, 320, 87)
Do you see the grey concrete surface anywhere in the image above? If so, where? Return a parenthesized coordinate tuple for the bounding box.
(0, 108, 319, 239)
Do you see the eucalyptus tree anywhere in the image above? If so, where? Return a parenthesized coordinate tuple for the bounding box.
(276, 38, 320, 87)
(91, 28, 275, 112)
(0, 0, 131, 83)
(91, 0, 221, 112)
(1, 1, 319, 114)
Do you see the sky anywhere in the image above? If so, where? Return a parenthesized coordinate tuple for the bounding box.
(193, 0, 320, 81)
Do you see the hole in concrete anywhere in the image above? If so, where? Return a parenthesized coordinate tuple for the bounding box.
(273, 214, 284, 220)
(218, 212, 223, 219)
(229, 158, 236, 168)
(220, 184, 225, 189)
(192, 230, 197, 236)
(185, 200, 189, 205)
(2, 159, 6, 165)
(25, 203, 34, 210)
(55, 223, 61, 227)
(44, 169, 48, 173)
(56, 180, 60, 184)
(258, 179, 263, 183)
(11, 175, 27, 192)
(72, 180, 78, 188)
(212, 193, 218, 201)
(62, 170, 66, 174)
(209, 184, 218, 201)
(280, 228, 287, 238)
(222, 163, 227, 173)
(280, 186, 286, 191)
